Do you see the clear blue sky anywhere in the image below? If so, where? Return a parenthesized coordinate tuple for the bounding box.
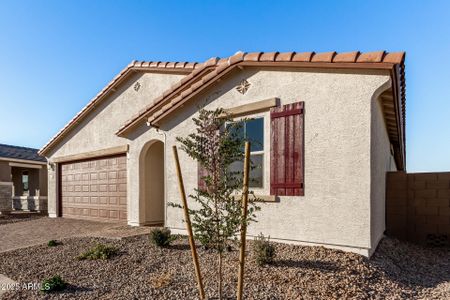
(0, 0, 449, 172)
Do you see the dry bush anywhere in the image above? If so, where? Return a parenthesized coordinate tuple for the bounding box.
(149, 272, 173, 289)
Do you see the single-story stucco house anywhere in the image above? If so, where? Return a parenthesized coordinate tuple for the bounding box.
(39, 50, 406, 256)
(0, 144, 48, 213)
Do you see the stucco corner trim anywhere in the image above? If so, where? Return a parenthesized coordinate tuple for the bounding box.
(51, 145, 129, 163)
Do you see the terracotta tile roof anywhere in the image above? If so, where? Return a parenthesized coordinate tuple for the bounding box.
(39, 60, 199, 156)
(39, 50, 406, 170)
(0, 144, 46, 162)
(117, 50, 405, 137)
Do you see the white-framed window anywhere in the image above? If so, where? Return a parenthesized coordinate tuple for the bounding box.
(228, 117, 264, 188)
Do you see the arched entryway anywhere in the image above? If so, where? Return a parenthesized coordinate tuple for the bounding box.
(139, 140, 165, 225)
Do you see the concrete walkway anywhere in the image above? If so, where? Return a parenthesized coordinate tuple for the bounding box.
(0, 217, 124, 253)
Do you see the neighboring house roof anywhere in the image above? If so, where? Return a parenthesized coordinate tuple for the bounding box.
(38, 60, 200, 156)
(0, 144, 47, 163)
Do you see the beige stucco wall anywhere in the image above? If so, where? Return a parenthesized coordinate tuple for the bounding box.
(0, 162, 11, 182)
(45, 66, 395, 256)
(127, 67, 392, 255)
(369, 92, 397, 255)
(45, 72, 185, 217)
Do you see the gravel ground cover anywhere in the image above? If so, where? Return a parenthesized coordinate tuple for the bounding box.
(0, 218, 120, 253)
(0, 235, 448, 299)
(0, 212, 44, 225)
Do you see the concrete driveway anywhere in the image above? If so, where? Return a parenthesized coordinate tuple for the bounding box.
(0, 217, 123, 253)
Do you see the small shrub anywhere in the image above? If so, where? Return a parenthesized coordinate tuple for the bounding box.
(253, 233, 276, 266)
(197, 235, 213, 250)
(40, 275, 67, 293)
(149, 228, 176, 247)
(47, 240, 59, 247)
(77, 244, 118, 260)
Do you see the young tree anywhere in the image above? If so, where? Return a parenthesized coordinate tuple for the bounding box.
(173, 108, 260, 299)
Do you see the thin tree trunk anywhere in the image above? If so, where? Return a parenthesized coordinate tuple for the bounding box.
(218, 250, 223, 300)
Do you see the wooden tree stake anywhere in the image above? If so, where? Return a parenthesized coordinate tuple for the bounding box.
(237, 141, 251, 300)
(173, 146, 205, 300)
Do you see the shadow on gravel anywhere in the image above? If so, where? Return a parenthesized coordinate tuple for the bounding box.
(370, 238, 450, 289)
(62, 284, 94, 294)
(0, 212, 44, 226)
(168, 244, 191, 251)
(273, 259, 340, 272)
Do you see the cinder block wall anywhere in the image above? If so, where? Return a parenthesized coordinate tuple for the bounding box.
(386, 171, 450, 246)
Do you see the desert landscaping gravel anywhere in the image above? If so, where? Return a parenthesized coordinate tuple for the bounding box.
(0, 235, 448, 299)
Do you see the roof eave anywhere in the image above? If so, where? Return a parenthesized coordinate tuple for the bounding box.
(38, 61, 197, 156)
(141, 59, 406, 170)
(149, 61, 398, 125)
(115, 64, 218, 136)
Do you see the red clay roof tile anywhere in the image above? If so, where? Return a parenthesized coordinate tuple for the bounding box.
(259, 52, 279, 62)
(333, 51, 360, 63)
(201, 71, 217, 84)
(311, 51, 336, 62)
(292, 52, 314, 62)
(276, 52, 295, 62)
(244, 52, 262, 62)
(216, 61, 229, 73)
(383, 52, 405, 64)
(229, 51, 245, 65)
(40, 50, 407, 158)
(166, 62, 176, 68)
(191, 80, 204, 91)
(217, 58, 228, 65)
(356, 51, 385, 63)
(175, 62, 186, 68)
(177, 89, 188, 100)
(115, 50, 406, 140)
(204, 57, 219, 67)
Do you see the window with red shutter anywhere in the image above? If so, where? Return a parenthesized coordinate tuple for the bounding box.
(199, 117, 265, 190)
(270, 101, 304, 196)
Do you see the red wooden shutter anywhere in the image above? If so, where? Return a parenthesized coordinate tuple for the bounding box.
(270, 101, 304, 196)
(198, 164, 208, 191)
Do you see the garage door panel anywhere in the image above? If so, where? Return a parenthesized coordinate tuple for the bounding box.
(61, 155, 127, 222)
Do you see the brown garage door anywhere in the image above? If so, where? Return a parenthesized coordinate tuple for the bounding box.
(60, 155, 127, 221)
